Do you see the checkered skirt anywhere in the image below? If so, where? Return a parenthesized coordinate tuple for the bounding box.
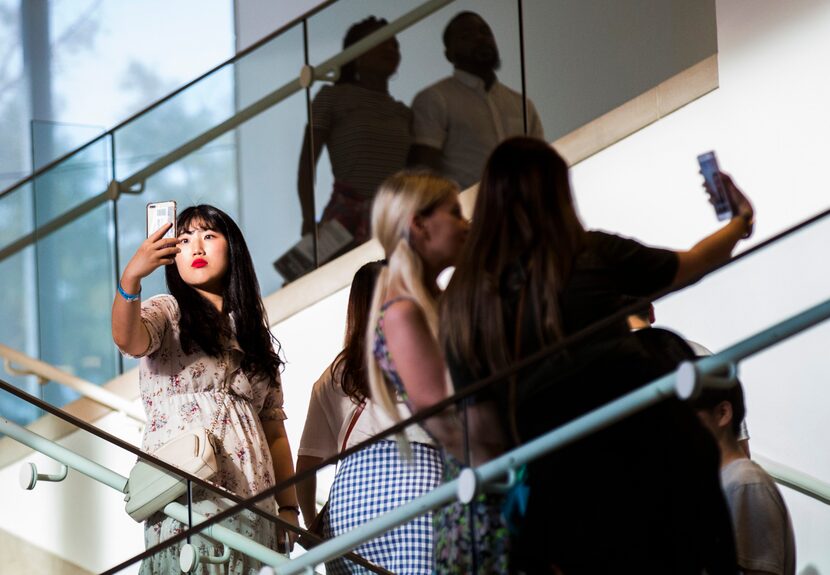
(324, 440, 443, 574)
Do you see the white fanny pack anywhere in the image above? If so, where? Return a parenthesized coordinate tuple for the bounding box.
(124, 389, 230, 522)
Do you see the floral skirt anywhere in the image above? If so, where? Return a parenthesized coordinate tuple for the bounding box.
(433, 455, 511, 574)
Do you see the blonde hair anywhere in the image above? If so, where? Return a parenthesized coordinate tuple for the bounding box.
(366, 170, 459, 430)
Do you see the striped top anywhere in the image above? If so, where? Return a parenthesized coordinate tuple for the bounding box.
(312, 83, 412, 199)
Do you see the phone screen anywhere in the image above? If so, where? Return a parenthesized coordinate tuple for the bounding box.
(697, 152, 732, 221)
(147, 201, 177, 239)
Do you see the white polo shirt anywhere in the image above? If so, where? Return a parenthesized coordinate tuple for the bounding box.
(411, 69, 544, 190)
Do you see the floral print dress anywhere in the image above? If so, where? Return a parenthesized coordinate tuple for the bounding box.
(123, 295, 285, 575)
(374, 298, 511, 574)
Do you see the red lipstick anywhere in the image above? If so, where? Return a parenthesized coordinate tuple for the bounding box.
(192, 259, 207, 268)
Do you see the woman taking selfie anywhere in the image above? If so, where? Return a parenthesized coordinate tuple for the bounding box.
(112, 205, 299, 574)
(367, 170, 510, 574)
(441, 137, 754, 574)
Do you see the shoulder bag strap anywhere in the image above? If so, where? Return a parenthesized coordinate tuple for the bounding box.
(208, 352, 237, 443)
(341, 402, 366, 453)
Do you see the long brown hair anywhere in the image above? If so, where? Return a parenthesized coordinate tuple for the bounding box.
(331, 260, 384, 404)
(166, 205, 282, 384)
(441, 137, 586, 379)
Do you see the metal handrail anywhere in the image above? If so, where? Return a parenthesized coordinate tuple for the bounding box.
(103, 295, 830, 574)
(0, 0, 455, 264)
(754, 453, 830, 506)
(0, 342, 145, 422)
(276, 296, 830, 573)
(0, 373, 390, 574)
(0, 414, 289, 568)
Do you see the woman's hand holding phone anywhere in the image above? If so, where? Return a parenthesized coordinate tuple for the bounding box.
(121, 223, 181, 292)
(721, 172, 755, 239)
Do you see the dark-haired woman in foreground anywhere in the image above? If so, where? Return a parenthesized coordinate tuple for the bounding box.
(113, 205, 299, 574)
(441, 137, 753, 574)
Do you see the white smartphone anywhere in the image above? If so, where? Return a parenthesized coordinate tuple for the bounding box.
(146, 201, 177, 239)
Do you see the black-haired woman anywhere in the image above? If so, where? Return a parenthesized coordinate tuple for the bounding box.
(297, 16, 411, 248)
(113, 205, 299, 574)
(296, 260, 443, 574)
(441, 137, 754, 574)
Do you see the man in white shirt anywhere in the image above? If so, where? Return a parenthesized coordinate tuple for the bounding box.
(408, 11, 544, 189)
(693, 381, 796, 575)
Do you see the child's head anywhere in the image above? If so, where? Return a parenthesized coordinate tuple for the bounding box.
(692, 381, 746, 441)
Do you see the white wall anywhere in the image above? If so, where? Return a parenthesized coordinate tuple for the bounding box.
(570, 1, 830, 572)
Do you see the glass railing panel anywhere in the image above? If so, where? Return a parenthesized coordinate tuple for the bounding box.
(112, 67, 235, 184)
(601, 212, 830, 571)
(31, 120, 107, 171)
(32, 133, 112, 228)
(234, 22, 305, 110)
(0, 246, 42, 426)
(107, 406, 468, 575)
(238, 90, 315, 292)
(302, 0, 522, 271)
(0, 180, 34, 255)
(522, 0, 719, 143)
(112, 19, 304, 187)
(774, 484, 830, 573)
(35, 202, 120, 407)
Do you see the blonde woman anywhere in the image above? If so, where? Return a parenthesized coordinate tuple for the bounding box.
(366, 171, 508, 574)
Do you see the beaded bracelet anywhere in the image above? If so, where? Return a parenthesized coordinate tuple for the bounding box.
(117, 281, 141, 302)
(278, 505, 300, 515)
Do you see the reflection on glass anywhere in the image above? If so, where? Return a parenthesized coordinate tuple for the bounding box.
(292, 17, 410, 279)
(408, 9, 540, 190)
(522, 0, 718, 142)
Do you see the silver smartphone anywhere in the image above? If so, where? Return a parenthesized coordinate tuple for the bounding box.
(697, 151, 732, 221)
(146, 201, 177, 239)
